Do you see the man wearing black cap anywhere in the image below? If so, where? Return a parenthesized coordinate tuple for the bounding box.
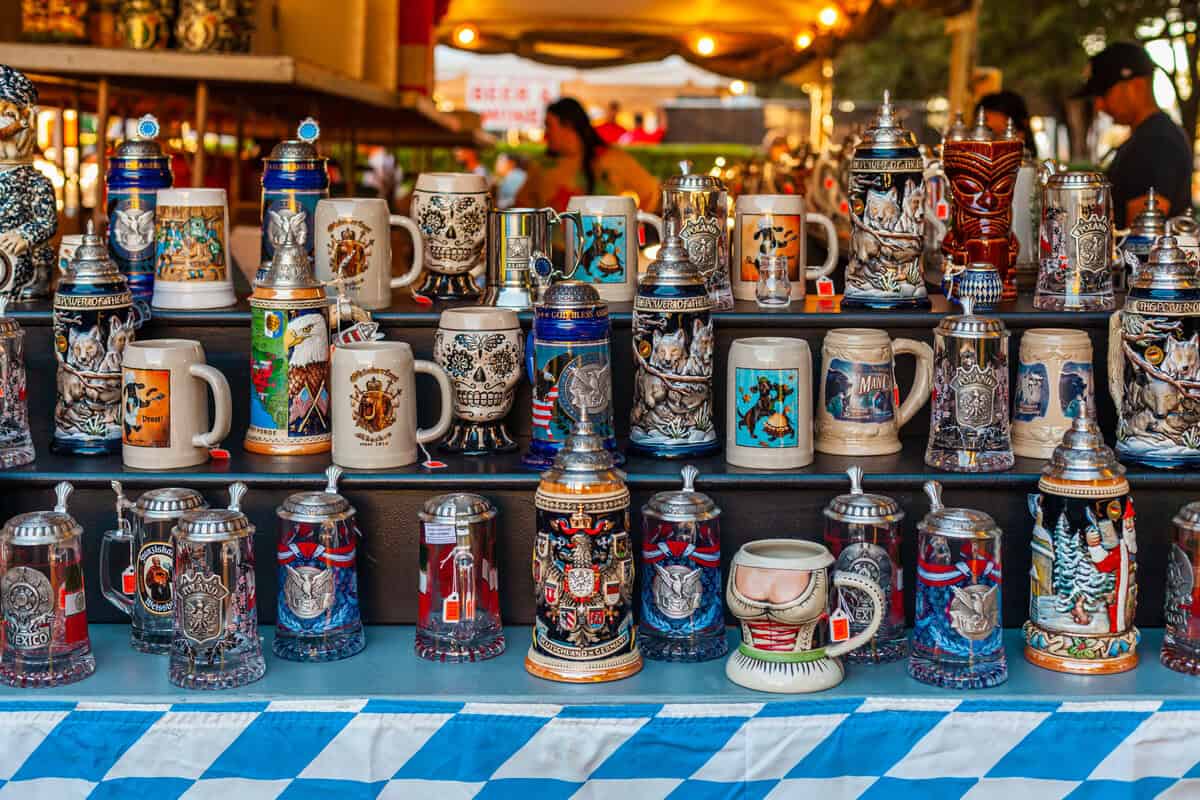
(1076, 41, 1193, 228)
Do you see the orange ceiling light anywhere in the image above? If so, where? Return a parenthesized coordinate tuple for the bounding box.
(794, 31, 814, 50)
(454, 24, 479, 46)
(694, 35, 716, 57)
(817, 5, 840, 28)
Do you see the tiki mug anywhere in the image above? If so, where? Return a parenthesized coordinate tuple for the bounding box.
(726, 539, 884, 693)
(101, 484, 207, 653)
(731, 194, 838, 302)
(0, 483, 95, 687)
(565, 195, 664, 303)
(0, 298, 35, 468)
(410, 172, 489, 300)
(640, 466, 727, 662)
(725, 337, 813, 469)
(435, 307, 523, 454)
(275, 466, 365, 662)
(941, 110, 1023, 299)
(816, 328, 932, 456)
(152, 188, 236, 309)
(909, 481, 1007, 688)
(315, 197, 424, 310)
(117, 0, 171, 48)
(107, 114, 172, 303)
(823, 466, 907, 663)
(1163, 501, 1200, 675)
(1025, 411, 1138, 674)
(663, 165, 734, 310)
(0, 66, 57, 301)
(1035, 171, 1116, 311)
(1012, 329, 1094, 460)
(259, 118, 328, 274)
(416, 493, 505, 662)
(169, 482, 264, 689)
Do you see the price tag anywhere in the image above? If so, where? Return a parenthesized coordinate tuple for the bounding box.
(829, 608, 850, 643)
(422, 459, 448, 470)
(442, 592, 461, 623)
(121, 566, 136, 595)
(209, 448, 230, 461)
(936, 200, 949, 220)
(816, 277, 835, 297)
(424, 523, 457, 545)
(61, 589, 86, 617)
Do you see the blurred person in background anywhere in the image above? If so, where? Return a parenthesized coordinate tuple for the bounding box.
(494, 152, 527, 209)
(618, 112, 664, 145)
(975, 90, 1037, 157)
(454, 147, 490, 179)
(595, 101, 626, 145)
(515, 97, 661, 212)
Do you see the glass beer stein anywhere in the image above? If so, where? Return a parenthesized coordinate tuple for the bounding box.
(169, 482, 265, 689)
(1164, 501, 1200, 675)
(0, 482, 95, 687)
(101, 483, 207, 654)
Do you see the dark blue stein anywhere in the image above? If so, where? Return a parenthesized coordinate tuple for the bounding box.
(523, 280, 619, 468)
(106, 114, 172, 303)
(259, 117, 328, 280)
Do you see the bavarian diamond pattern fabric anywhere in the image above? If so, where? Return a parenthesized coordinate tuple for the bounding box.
(0, 697, 1198, 798)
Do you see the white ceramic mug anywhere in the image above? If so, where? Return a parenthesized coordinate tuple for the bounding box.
(410, 172, 490, 295)
(151, 188, 236, 309)
(121, 339, 232, 469)
(732, 194, 838, 301)
(726, 337, 813, 469)
(58, 234, 84, 276)
(315, 197, 424, 310)
(331, 341, 454, 469)
(565, 195, 664, 303)
(1013, 328, 1094, 459)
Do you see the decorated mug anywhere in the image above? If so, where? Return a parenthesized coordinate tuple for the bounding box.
(732, 194, 839, 301)
(726, 337, 813, 469)
(565, 195, 663, 303)
(151, 188, 235, 309)
(409, 172, 489, 300)
(315, 197, 423, 310)
(434, 307, 524, 454)
(1012, 328, 1094, 460)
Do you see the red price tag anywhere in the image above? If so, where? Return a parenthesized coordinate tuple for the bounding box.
(121, 566, 136, 594)
(209, 448, 230, 461)
(830, 609, 850, 643)
(443, 593, 461, 624)
(422, 459, 448, 470)
(816, 277, 835, 297)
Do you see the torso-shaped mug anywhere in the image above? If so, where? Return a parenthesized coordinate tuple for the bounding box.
(331, 341, 453, 469)
(816, 328, 933, 456)
(732, 194, 838, 301)
(151, 187, 236, 309)
(726, 337, 813, 469)
(121, 339, 232, 469)
(565, 195, 663, 303)
(409, 172, 489, 300)
(315, 197, 424, 310)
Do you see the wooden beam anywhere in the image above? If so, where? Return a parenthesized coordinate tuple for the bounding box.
(193, 80, 209, 187)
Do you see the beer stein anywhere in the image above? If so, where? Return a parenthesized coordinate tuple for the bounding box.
(909, 481, 1007, 688)
(1012, 146, 1041, 286)
(416, 493, 504, 662)
(107, 114, 172, 303)
(176, 0, 252, 52)
(823, 466, 906, 664)
(726, 337, 813, 469)
(57, 234, 83, 276)
(732, 194, 838, 302)
(410, 172, 489, 300)
(1163, 501, 1200, 675)
(1025, 409, 1138, 675)
(726, 538, 884, 693)
(1167, 216, 1200, 268)
(117, 0, 171, 48)
(922, 139, 952, 287)
(662, 165, 733, 310)
(565, 195, 664, 303)
(943, 262, 1003, 310)
(275, 466, 365, 662)
(169, 482, 264, 690)
(435, 307, 524, 455)
(0, 482, 95, 687)
(485, 207, 582, 310)
(640, 466, 727, 662)
(1012, 328, 1094, 460)
(314, 197, 424, 311)
(101, 483, 207, 654)
(843, 91, 928, 309)
(259, 118, 328, 273)
(1035, 171, 1116, 311)
(1119, 187, 1166, 277)
(925, 297, 1014, 472)
(0, 298, 34, 468)
(152, 187, 236, 309)
(816, 328, 932, 457)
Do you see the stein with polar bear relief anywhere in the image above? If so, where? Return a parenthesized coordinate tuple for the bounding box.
(106, 114, 172, 303)
(1011, 329, 1094, 460)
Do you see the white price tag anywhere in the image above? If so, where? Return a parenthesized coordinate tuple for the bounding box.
(424, 523, 457, 545)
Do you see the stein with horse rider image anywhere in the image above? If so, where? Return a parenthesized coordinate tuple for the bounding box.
(565, 194, 663, 303)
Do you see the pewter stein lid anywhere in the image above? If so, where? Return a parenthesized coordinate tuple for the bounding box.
(859, 90, 917, 149)
(1173, 501, 1200, 531)
(278, 466, 354, 523)
(267, 117, 322, 161)
(1046, 170, 1109, 190)
(0, 296, 21, 337)
(934, 296, 1007, 339)
(542, 413, 621, 483)
(663, 160, 726, 193)
(643, 465, 719, 522)
(943, 111, 968, 143)
(539, 280, 604, 310)
(1039, 406, 1128, 496)
(259, 224, 322, 290)
(2, 483, 81, 546)
(964, 107, 995, 142)
(66, 220, 123, 281)
(1130, 188, 1167, 239)
(643, 219, 704, 286)
(418, 493, 497, 525)
(917, 481, 1001, 540)
(113, 482, 207, 521)
(1168, 216, 1199, 237)
(175, 482, 254, 542)
(1129, 235, 1200, 294)
(823, 466, 903, 524)
(114, 114, 165, 159)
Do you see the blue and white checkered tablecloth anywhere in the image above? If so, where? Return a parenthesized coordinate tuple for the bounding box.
(0, 697, 1197, 798)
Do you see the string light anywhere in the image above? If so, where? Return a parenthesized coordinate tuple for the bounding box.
(695, 35, 716, 57)
(729, 80, 746, 95)
(794, 31, 813, 50)
(817, 5, 839, 28)
(454, 25, 478, 46)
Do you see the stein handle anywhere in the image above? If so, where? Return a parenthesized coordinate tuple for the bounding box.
(1108, 311, 1124, 413)
(388, 214, 425, 289)
(826, 570, 885, 659)
(415, 359, 454, 445)
(636, 211, 664, 243)
(99, 526, 135, 617)
(892, 338, 934, 429)
(189, 363, 233, 449)
(555, 209, 585, 279)
(804, 212, 839, 280)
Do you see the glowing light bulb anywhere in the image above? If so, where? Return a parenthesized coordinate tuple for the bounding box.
(729, 80, 746, 95)
(795, 31, 813, 50)
(818, 5, 839, 28)
(454, 25, 478, 46)
(695, 35, 716, 57)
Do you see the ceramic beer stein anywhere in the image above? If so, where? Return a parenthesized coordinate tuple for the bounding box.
(410, 172, 489, 300)
(0, 298, 34, 468)
(1163, 501, 1200, 675)
(57, 235, 83, 276)
(1167, 216, 1200, 268)
(943, 262, 1003, 310)
(1025, 409, 1138, 674)
(816, 328, 932, 456)
(331, 341, 453, 469)
(151, 187, 236, 309)
(732, 194, 838, 302)
(434, 307, 523, 454)
(725, 538, 884, 693)
(315, 197, 424, 310)
(259, 118, 328, 272)
(1012, 328, 1094, 460)
(1035, 171, 1116, 311)
(121, 339, 232, 469)
(107, 114, 172, 303)
(566, 195, 664, 302)
(726, 337, 813, 469)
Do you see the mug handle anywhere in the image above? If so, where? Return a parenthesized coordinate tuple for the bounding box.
(99, 526, 135, 617)
(892, 338, 934, 429)
(825, 570, 885, 659)
(415, 359, 454, 445)
(804, 212, 839, 280)
(189, 363, 233, 448)
(388, 214, 425, 289)
(553, 209, 585, 279)
(1108, 311, 1124, 413)
(637, 211, 664, 243)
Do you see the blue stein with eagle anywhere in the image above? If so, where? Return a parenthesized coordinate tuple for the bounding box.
(106, 114, 172, 303)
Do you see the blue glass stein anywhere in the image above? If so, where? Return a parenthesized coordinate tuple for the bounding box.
(639, 465, 727, 662)
(106, 114, 172, 302)
(258, 117, 328, 279)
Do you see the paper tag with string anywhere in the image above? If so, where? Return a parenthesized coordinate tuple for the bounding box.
(816, 277, 835, 297)
(121, 566, 136, 594)
(419, 440, 447, 470)
(829, 608, 850, 643)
